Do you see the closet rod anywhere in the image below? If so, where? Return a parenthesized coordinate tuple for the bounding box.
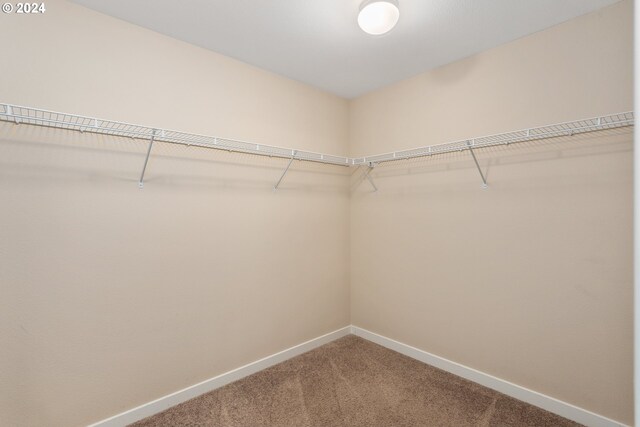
(0, 104, 352, 167)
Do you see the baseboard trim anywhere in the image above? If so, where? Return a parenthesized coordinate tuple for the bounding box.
(89, 325, 626, 427)
(351, 326, 626, 427)
(88, 326, 351, 427)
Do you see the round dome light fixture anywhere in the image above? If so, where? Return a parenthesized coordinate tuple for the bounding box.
(358, 0, 399, 35)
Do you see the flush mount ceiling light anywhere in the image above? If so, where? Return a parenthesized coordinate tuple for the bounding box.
(358, 0, 400, 35)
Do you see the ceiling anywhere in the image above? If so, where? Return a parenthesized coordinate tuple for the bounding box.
(71, 0, 621, 99)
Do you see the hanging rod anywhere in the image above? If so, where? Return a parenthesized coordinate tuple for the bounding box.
(0, 103, 633, 169)
(0, 103, 352, 167)
(351, 111, 634, 165)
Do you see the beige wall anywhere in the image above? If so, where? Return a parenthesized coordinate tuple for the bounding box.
(350, 0, 633, 424)
(0, 1, 350, 426)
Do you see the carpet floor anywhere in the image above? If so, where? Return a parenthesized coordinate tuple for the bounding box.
(131, 335, 581, 426)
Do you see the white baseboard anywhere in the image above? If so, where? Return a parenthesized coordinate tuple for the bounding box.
(351, 326, 627, 427)
(88, 325, 626, 427)
(88, 326, 351, 427)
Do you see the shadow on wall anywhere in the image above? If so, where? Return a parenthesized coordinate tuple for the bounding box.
(351, 127, 633, 194)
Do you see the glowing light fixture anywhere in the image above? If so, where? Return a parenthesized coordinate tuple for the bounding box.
(358, 0, 400, 35)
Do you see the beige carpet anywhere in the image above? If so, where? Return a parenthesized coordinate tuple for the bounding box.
(131, 335, 581, 426)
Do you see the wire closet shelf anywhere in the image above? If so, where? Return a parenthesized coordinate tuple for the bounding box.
(0, 103, 634, 168)
(352, 111, 634, 165)
(0, 104, 352, 166)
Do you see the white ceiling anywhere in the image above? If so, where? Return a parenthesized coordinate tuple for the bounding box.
(71, 0, 621, 98)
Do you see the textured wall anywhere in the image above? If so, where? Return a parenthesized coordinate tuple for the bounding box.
(349, 0, 632, 424)
(0, 1, 350, 426)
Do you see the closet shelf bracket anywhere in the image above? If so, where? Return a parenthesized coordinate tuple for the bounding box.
(5, 105, 18, 124)
(274, 151, 297, 190)
(467, 140, 488, 189)
(364, 162, 378, 192)
(138, 129, 158, 189)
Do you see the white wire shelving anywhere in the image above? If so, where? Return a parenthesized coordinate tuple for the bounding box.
(351, 111, 634, 166)
(0, 104, 352, 166)
(0, 103, 634, 189)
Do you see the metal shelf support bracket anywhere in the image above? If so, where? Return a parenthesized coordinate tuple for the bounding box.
(467, 140, 488, 189)
(6, 105, 18, 124)
(274, 151, 297, 190)
(138, 129, 157, 189)
(364, 162, 378, 192)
